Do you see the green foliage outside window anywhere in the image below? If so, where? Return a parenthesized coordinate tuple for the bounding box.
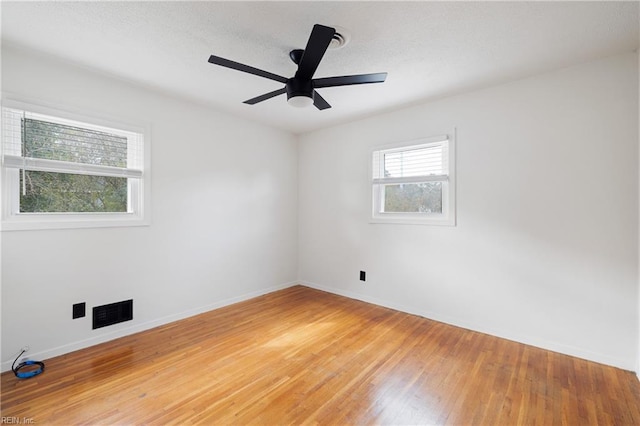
(20, 171, 127, 213)
(383, 182, 443, 214)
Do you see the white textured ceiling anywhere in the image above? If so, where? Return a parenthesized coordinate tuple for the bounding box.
(2, 1, 638, 134)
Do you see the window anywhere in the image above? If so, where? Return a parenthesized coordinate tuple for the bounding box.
(371, 134, 455, 225)
(1, 100, 150, 230)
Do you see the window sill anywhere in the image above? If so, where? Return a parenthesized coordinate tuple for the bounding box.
(370, 215, 456, 226)
(1, 213, 149, 231)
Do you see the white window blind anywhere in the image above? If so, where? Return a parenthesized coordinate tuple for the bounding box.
(2, 107, 143, 179)
(372, 138, 449, 185)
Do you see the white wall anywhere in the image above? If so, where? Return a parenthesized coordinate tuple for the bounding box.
(2, 46, 638, 374)
(0, 45, 298, 370)
(298, 52, 639, 370)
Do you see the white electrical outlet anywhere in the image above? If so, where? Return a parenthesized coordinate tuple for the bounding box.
(21, 345, 29, 353)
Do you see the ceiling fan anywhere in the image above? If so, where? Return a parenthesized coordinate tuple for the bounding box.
(208, 24, 387, 110)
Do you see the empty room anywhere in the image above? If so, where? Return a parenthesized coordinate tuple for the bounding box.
(1, 1, 639, 424)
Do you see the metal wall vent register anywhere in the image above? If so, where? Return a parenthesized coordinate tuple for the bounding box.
(93, 299, 133, 330)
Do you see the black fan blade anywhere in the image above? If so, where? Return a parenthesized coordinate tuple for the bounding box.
(243, 87, 287, 105)
(295, 24, 335, 80)
(313, 91, 331, 110)
(313, 73, 388, 89)
(208, 55, 288, 84)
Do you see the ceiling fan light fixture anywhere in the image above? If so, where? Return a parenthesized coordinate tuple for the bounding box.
(286, 77, 314, 108)
(287, 95, 314, 108)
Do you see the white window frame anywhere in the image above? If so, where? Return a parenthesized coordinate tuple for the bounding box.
(370, 133, 456, 226)
(1, 97, 151, 231)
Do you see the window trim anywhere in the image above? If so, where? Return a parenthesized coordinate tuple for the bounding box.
(1, 97, 151, 231)
(370, 132, 456, 226)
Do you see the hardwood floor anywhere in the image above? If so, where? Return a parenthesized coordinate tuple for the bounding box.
(2, 285, 639, 425)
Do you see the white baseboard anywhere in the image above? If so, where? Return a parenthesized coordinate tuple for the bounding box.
(1, 281, 298, 372)
(300, 280, 635, 372)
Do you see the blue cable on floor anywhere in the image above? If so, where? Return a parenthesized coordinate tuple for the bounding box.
(12, 349, 45, 379)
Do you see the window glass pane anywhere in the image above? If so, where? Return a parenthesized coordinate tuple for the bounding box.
(19, 170, 128, 213)
(383, 182, 442, 213)
(23, 118, 128, 167)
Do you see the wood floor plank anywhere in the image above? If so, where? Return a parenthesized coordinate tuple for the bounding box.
(1, 285, 639, 425)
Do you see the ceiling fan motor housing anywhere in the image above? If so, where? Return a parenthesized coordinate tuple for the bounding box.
(286, 78, 314, 101)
